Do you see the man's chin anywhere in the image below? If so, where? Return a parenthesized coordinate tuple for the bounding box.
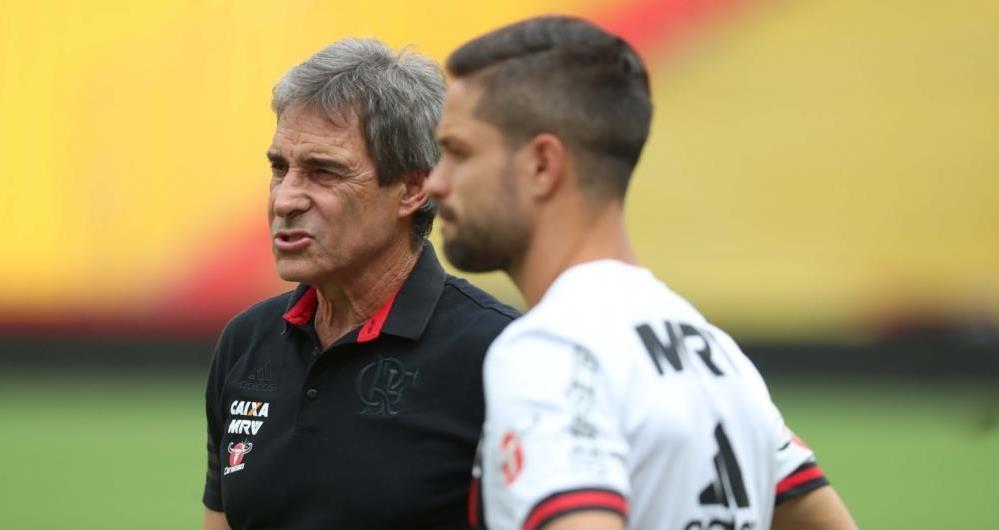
(274, 260, 323, 284)
(442, 238, 505, 274)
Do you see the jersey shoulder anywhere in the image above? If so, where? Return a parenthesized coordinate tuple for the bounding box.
(496, 261, 706, 350)
(442, 275, 521, 321)
(438, 275, 520, 349)
(211, 290, 295, 371)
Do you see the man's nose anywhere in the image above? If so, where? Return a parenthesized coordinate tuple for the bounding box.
(270, 172, 310, 218)
(426, 165, 449, 199)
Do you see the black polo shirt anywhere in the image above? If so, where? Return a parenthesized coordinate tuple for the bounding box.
(203, 243, 518, 529)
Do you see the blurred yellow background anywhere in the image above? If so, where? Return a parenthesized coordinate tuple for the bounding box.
(1, 0, 997, 340)
(1, 3, 997, 530)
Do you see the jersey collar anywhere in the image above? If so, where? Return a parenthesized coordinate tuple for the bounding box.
(281, 241, 446, 342)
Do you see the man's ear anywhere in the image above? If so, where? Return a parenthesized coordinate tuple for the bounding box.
(522, 133, 568, 200)
(398, 172, 429, 218)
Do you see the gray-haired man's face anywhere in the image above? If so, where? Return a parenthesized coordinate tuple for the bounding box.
(266, 104, 409, 284)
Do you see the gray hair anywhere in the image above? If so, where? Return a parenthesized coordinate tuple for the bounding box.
(272, 38, 444, 245)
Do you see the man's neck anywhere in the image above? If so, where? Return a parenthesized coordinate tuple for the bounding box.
(510, 199, 636, 309)
(313, 239, 421, 349)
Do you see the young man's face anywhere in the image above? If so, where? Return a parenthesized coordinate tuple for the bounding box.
(427, 80, 531, 273)
(266, 103, 409, 284)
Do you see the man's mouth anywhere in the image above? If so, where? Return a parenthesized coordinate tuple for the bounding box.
(273, 230, 314, 251)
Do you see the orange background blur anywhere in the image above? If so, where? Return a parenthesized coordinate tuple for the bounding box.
(2, 0, 997, 340)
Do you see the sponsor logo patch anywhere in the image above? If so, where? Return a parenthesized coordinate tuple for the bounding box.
(225, 441, 253, 475)
(230, 400, 270, 417)
(228, 419, 264, 435)
(227, 400, 270, 436)
(499, 430, 524, 486)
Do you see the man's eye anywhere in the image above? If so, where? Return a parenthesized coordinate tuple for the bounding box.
(313, 169, 342, 180)
(270, 164, 287, 177)
(444, 147, 466, 159)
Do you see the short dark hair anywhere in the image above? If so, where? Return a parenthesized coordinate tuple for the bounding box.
(273, 39, 443, 246)
(446, 16, 652, 198)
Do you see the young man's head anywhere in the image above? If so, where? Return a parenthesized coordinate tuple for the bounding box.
(427, 16, 652, 273)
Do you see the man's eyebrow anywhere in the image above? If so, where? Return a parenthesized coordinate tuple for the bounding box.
(301, 156, 352, 173)
(436, 135, 463, 150)
(265, 152, 352, 173)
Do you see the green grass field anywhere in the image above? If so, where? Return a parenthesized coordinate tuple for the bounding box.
(0, 374, 996, 529)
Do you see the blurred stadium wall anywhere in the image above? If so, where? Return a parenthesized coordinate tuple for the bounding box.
(1, 0, 996, 379)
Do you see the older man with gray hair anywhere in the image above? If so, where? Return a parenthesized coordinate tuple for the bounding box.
(202, 39, 517, 530)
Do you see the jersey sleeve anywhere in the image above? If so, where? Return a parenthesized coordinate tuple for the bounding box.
(202, 337, 227, 511)
(719, 323, 831, 507)
(481, 331, 630, 530)
(772, 412, 829, 505)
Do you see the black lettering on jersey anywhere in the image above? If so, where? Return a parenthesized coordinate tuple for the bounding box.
(636, 321, 725, 376)
(679, 324, 724, 376)
(636, 322, 682, 374)
(699, 423, 750, 508)
(684, 521, 754, 530)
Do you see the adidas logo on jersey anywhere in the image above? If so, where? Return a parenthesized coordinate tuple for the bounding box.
(684, 423, 757, 530)
(699, 423, 749, 508)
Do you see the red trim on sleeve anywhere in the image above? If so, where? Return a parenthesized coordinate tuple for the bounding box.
(467, 477, 480, 527)
(282, 287, 318, 325)
(357, 291, 399, 343)
(777, 465, 825, 495)
(523, 490, 628, 530)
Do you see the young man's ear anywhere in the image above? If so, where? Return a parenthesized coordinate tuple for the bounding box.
(399, 172, 430, 218)
(523, 133, 568, 200)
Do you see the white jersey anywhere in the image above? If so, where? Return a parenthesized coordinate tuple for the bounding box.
(475, 261, 827, 530)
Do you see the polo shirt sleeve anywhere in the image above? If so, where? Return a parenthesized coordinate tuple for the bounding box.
(202, 337, 227, 511)
(771, 410, 829, 505)
(481, 331, 630, 530)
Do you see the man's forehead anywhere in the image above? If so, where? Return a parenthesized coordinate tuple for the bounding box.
(442, 79, 488, 120)
(271, 103, 363, 154)
(438, 79, 496, 137)
(277, 103, 357, 133)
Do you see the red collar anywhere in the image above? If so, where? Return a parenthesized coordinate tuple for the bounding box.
(282, 287, 400, 344)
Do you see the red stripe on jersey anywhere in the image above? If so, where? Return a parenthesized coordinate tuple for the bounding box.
(777, 465, 825, 495)
(523, 490, 628, 530)
(468, 477, 480, 527)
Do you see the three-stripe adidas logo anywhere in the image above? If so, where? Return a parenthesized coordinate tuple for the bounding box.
(698, 423, 750, 508)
